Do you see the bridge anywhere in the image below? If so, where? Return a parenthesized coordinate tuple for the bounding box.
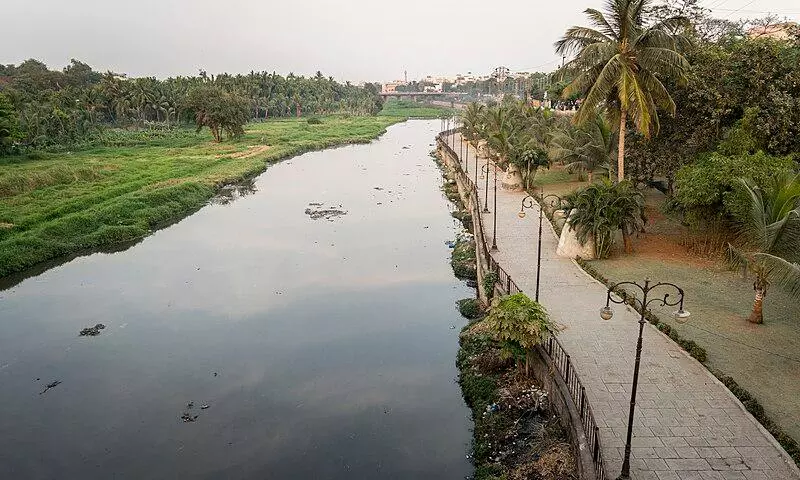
(378, 91, 469, 101)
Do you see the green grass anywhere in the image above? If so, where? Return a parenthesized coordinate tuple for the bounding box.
(0, 116, 402, 278)
(379, 99, 454, 119)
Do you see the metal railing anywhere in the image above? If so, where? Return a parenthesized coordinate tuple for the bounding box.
(436, 131, 607, 480)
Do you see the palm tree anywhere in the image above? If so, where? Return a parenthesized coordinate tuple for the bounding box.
(729, 175, 800, 324)
(565, 179, 646, 257)
(555, 0, 690, 182)
(549, 114, 614, 183)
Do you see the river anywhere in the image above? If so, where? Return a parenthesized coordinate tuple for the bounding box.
(0, 120, 473, 479)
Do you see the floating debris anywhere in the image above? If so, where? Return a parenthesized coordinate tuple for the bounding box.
(305, 204, 348, 221)
(180, 412, 198, 423)
(39, 380, 61, 395)
(200, 404, 210, 410)
(79, 323, 106, 336)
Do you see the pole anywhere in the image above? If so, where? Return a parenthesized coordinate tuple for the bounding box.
(618, 281, 650, 480)
(460, 133, 463, 164)
(465, 140, 468, 172)
(483, 163, 489, 213)
(491, 167, 498, 250)
(535, 206, 543, 302)
(474, 142, 478, 188)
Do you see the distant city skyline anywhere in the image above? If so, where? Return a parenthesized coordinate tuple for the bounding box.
(2, 0, 798, 83)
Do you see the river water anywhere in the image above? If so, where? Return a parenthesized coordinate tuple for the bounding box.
(0, 120, 473, 479)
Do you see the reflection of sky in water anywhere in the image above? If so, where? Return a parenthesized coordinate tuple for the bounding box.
(0, 121, 472, 479)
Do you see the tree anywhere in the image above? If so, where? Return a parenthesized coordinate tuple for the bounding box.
(555, 0, 691, 182)
(549, 114, 614, 183)
(184, 85, 249, 142)
(0, 93, 20, 155)
(484, 293, 556, 375)
(728, 175, 800, 324)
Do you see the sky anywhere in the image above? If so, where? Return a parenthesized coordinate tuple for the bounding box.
(2, 0, 799, 83)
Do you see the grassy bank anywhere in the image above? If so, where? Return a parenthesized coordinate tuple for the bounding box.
(0, 116, 402, 278)
(380, 99, 454, 119)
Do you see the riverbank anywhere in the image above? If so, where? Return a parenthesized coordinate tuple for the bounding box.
(433, 149, 576, 480)
(0, 116, 404, 278)
(380, 99, 454, 119)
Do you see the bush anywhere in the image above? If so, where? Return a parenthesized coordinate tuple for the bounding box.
(484, 294, 554, 364)
(457, 298, 484, 319)
(674, 151, 794, 222)
(563, 180, 646, 258)
(483, 271, 498, 299)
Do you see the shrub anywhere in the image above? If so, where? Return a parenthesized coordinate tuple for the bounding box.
(484, 294, 555, 366)
(483, 271, 498, 299)
(674, 151, 794, 222)
(563, 180, 646, 258)
(457, 298, 483, 319)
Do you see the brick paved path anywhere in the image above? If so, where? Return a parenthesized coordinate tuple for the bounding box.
(450, 133, 800, 480)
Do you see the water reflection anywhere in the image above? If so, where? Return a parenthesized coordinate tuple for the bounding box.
(210, 178, 258, 205)
(0, 120, 472, 479)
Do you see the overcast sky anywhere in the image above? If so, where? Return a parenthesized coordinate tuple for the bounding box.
(2, 0, 798, 83)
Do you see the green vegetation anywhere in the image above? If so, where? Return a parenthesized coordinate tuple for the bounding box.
(483, 294, 556, 373)
(457, 299, 575, 480)
(482, 271, 498, 299)
(563, 180, 646, 258)
(184, 85, 250, 142)
(457, 298, 484, 320)
(450, 236, 477, 280)
(0, 116, 401, 277)
(378, 99, 453, 119)
(556, 0, 690, 181)
(728, 175, 800, 324)
(548, 114, 613, 183)
(0, 59, 384, 153)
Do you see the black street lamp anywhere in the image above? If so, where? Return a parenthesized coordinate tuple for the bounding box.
(464, 139, 469, 174)
(600, 280, 690, 480)
(518, 192, 563, 302)
(491, 158, 498, 250)
(474, 144, 478, 188)
(480, 162, 494, 213)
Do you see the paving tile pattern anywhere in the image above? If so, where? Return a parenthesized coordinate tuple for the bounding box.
(448, 134, 800, 480)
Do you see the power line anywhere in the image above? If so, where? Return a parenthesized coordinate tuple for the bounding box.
(723, 0, 757, 18)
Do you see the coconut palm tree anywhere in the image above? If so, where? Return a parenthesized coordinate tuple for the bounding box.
(549, 114, 614, 183)
(729, 175, 800, 324)
(555, 0, 691, 182)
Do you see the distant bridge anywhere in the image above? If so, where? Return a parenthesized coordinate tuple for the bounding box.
(379, 91, 469, 101)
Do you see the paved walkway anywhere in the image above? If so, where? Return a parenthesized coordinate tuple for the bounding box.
(449, 134, 800, 480)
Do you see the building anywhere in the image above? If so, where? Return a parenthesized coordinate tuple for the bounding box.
(747, 22, 798, 40)
(382, 81, 406, 93)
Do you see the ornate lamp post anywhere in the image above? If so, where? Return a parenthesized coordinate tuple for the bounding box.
(480, 162, 494, 213)
(460, 131, 464, 164)
(464, 138, 469, 174)
(600, 280, 690, 480)
(474, 142, 478, 188)
(491, 159, 498, 250)
(518, 192, 563, 302)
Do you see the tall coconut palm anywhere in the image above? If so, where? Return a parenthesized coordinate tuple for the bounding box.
(729, 175, 800, 324)
(555, 0, 691, 182)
